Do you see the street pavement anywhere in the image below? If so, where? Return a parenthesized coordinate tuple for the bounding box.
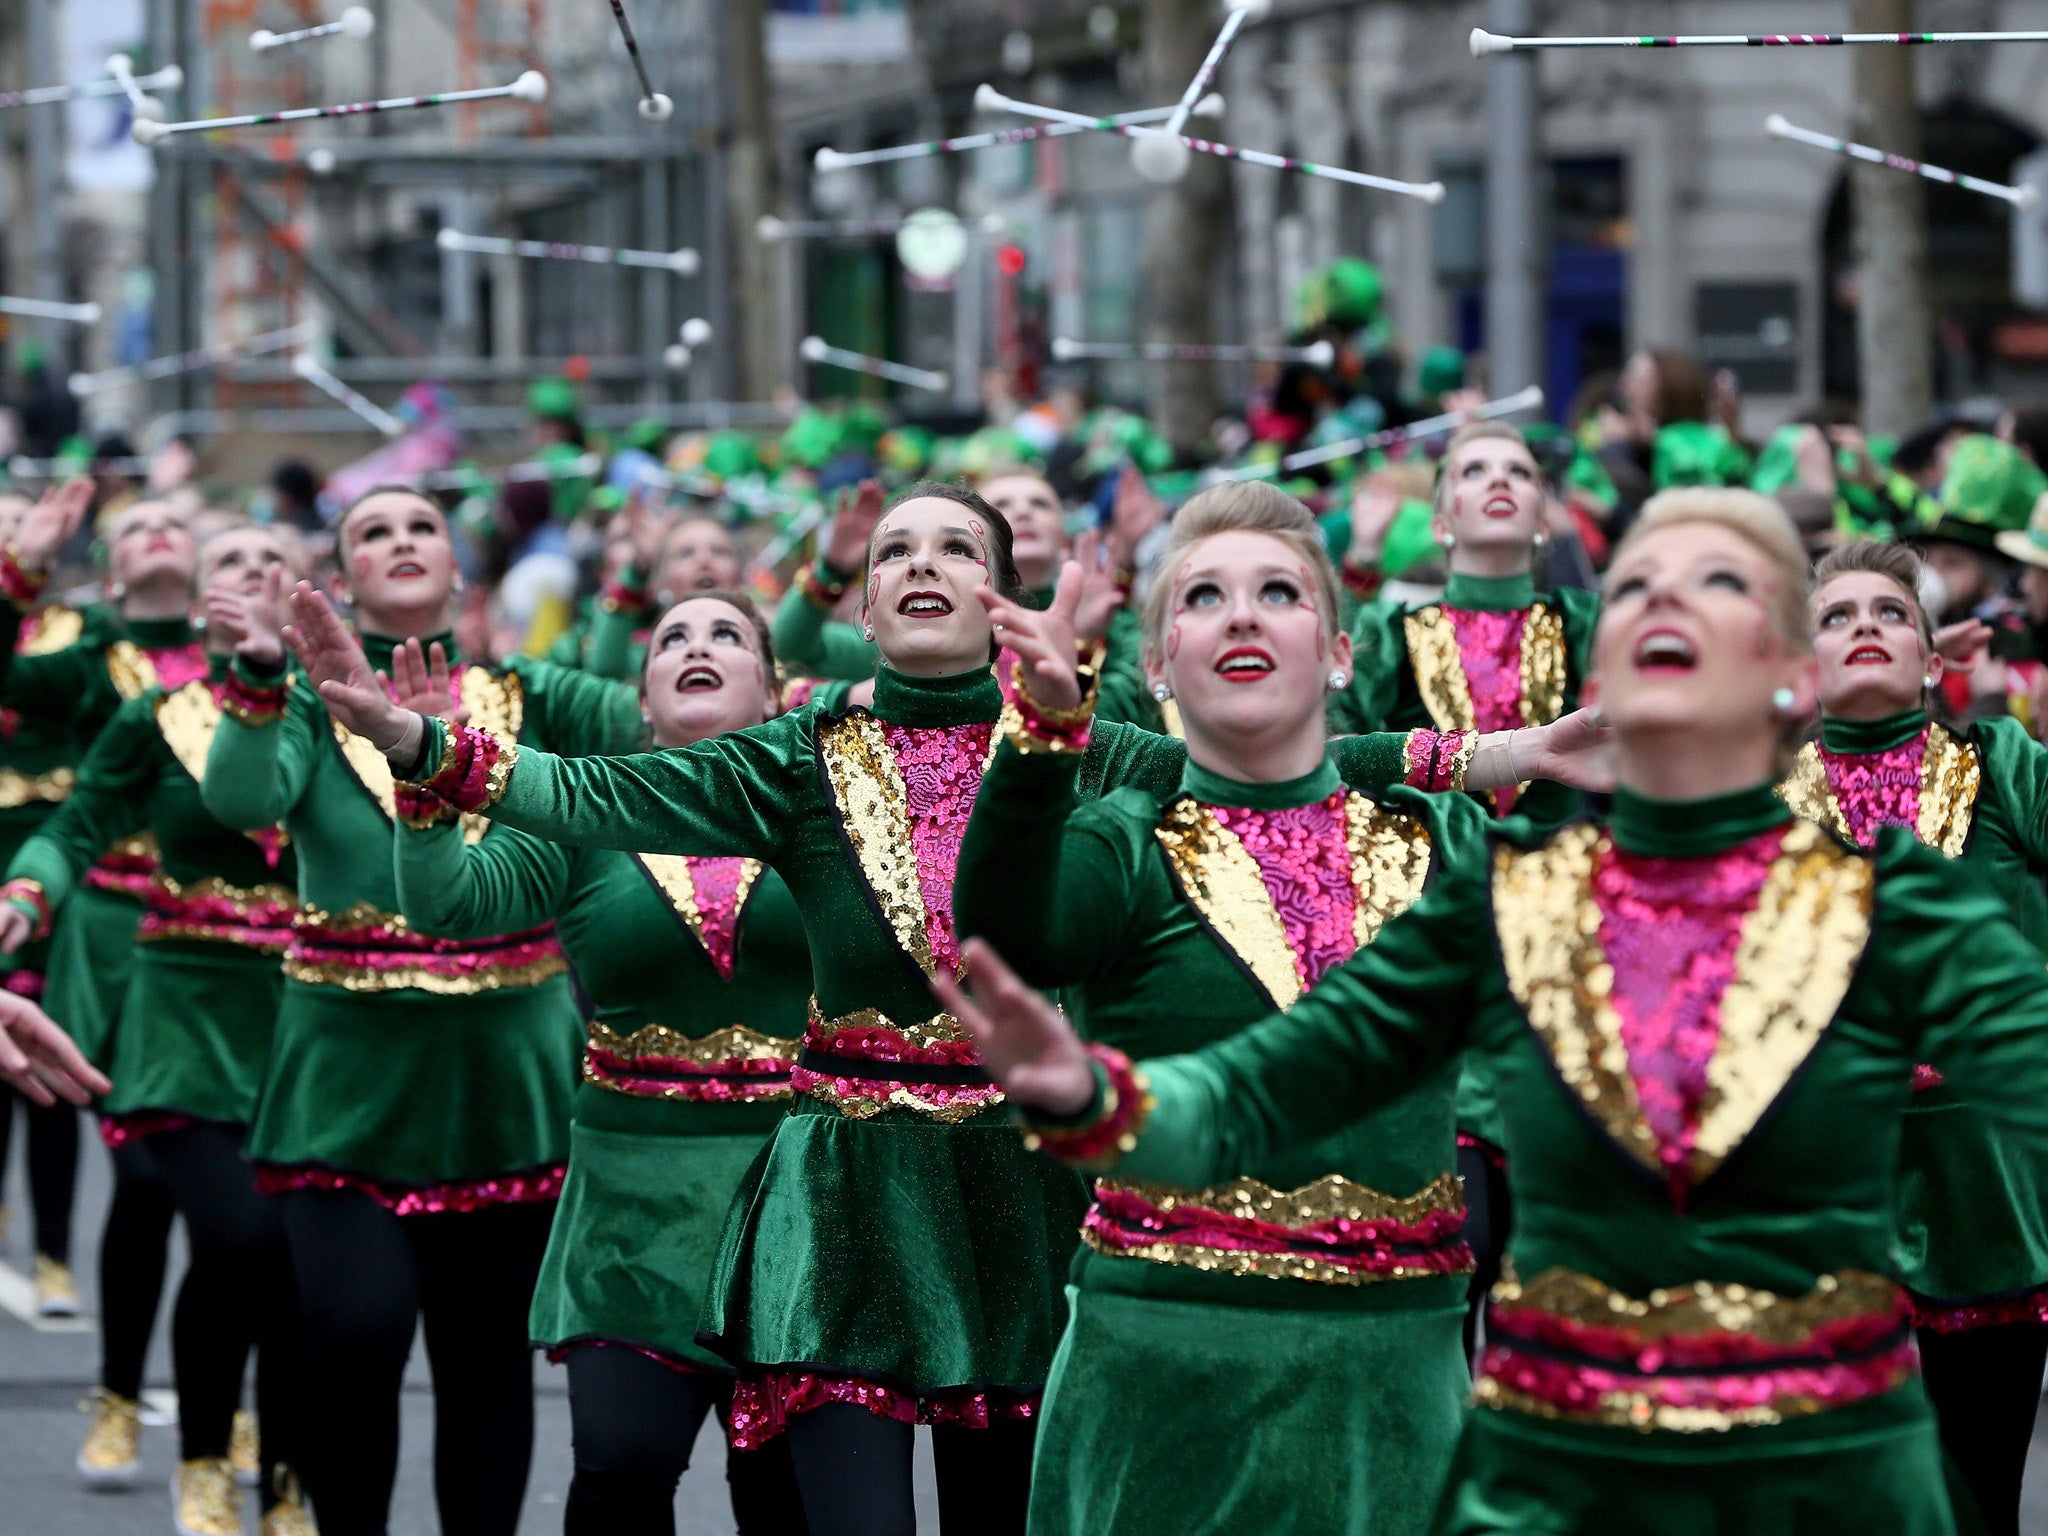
(0, 1113, 941, 1534)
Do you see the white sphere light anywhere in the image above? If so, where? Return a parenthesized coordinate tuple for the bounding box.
(156, 65, 184, 89)
(679, 318, 713, 348)
(339, 6, 376, 39)
(1191, 93, 1225, 120)
(798, 336, 829, 362)
(131, 95, 167, 122)
(1050, 337, 1078, 361)
(1130, 131, 1191, 185)
(249, 29, 276, 50)
(130, 116, 167, 146)
(666, 248, 701, 275)
(510, 71, 549, 103)
(1303, 340, 1336, 368)
(814, 147, 847, 173)
(663, 343, 692, 371)
(638, 92, 674, 123)
(756, 215, 785, 243)
(306, 147, 337, 176)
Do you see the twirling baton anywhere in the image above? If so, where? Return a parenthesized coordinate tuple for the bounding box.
(435, 228, 699, 274)
(604, 0, 674, 122)
(1765, 114, 2040, 208)
(419, 453, 602, 492)
(69, 321, 318, 395)
(0, 65, 181, 112)
(758, 213, 1006, 242)
(1220, 386, 1546, 481)
(0, 296, 101, 325)
(251, 8, 375, 51)
(815, 97, 1221, 171)
(131, 71, 547, 144)
(1132, 0, 1267, 183)
(1471, 27, 2048, 54)
(1052, 337, 1335, 365)
(974, 85, 1445, 204)
(290, 355, 404, 437)
(798, 337, 949, 393)
(104, 54, 165, 124)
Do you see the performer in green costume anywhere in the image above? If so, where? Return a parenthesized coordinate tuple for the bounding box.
(951, 489, 2048, 1536)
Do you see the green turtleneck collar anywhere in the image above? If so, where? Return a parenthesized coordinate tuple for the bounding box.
(1442, 571, 1536, 612)
(1608, 782, 1792, 859)
(124, 614, 198, 650)
(870, 664, 1003, 727)
(1821, 707, 1928, 756)
(1180, 755, 1340, 810)
(358, 631, 462, 673)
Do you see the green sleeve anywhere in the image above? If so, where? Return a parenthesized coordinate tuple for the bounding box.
(442, 710, 809, 859)
(770, 583, 878, 682)
(1873, 831, 2048, 1144)
(585, 583, 652, 681)
(1108, 851, 1485, 1188)
(543, 624, 588, 670)
(392, 819, 573, 940)
(1555, 584, 1602, 688)
(3, 698, 159, 917)
(0, 600, 104, 721)
(201, 665, 320, 830)
(954, 742, 1138, 985)
(1330, 731, 1412, 796)
(1074, 719, 1187, 803)
(1328, 601, 1406, 735)
(507, 656, 643, 756)
(1975, 717, 2048, 870)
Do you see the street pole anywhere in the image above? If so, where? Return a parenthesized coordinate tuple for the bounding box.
(1849, 0, 1933, 436)
(1484, 0, 1544, 398)
(25, 0, 63, 366)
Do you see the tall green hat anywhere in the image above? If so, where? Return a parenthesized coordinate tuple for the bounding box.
(1920, 433, 2048, 550)
(1417, 345, 1465, 398)
(1652, 421, 1752, 490)
(526, 376, 580, 422)
(701, 429, 761, 481)
(1295, 258, 1383, 331)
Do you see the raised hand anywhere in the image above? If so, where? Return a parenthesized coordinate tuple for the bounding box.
(1524, 706, 1615, 794)
(1932, 618, 1991, 666)
(389, 638, 467, 726)
(979, 559, 1086, 711)
(932, 939, 1095, 1118)
(623, 486, 671, 574)
(1107, 466, 1165, 568)
(1347, 475, 1404, 568)
(822, 477, 886, 579)
(280, 582, 412, 752)
(1069, 530, 1122, 644)
(0, 991, 109, 1107)
(12, 477, 92, 575)
(0, 906, 32, 956)
(208, 564, 287, 667)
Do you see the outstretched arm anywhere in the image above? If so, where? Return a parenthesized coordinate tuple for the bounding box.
(0, 991, 109, 1106)
(202, 566, 318, 830)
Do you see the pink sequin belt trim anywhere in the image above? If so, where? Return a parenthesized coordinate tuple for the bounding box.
(253, 1162, 565, 1214)
(99, 1111, 194, 1148)
(1912, 1285, 2048, 1335)
(1082, 1175, 1472, 1285)
(84, 858, 161, 901)
(725, 1370, 1038, 1450)
(283, 913, 566, 994)
(789, 1007, 1004, 1122)
(584, 1047, 794, 1103)
(1475, 1267, 1916, 1432)
(136, 884, 297, 951)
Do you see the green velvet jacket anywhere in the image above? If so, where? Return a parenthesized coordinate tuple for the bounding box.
(2, 657, 298, 1119)
(955, 743, 1485, 1315)
(200, 635, 641, 1193)
(1056, 783, 2048, 1464)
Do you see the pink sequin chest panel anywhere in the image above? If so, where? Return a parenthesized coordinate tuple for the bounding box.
(1211, 793, 1359, 990)
(1818, 732, 1928, 849)
(145, 644, 211, 693)
(685, 856, 747, 980)
(1593, 829, 1785, 1190)
(879, 720, 993, 974)
(1442, 606, 1529, 735)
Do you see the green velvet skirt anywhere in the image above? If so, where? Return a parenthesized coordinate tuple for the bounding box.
(1029, 1284, 1468, 1536)
(701, 1097, 1091, 1393)
(531, 1119, 774, 1370)
(1434, 1387, 1969, 1535)
(248, 976, 583, 1185)
(102, 944, 282, 1124)
(43, 884, 141, 1068)
(1895, 1089, 2048, 1304)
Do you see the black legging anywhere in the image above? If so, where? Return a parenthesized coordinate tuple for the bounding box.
(278, 1186, 553, 1536)
(1458, 1140, 1510, 1365)
(99, 1140, 176, 1400)
(150, 1123, 303, 1496)
(0, 1087, 79, 1263)
(563, 1344, 806, 1536)
(784, 1402, 1035, 1536)
(1917, 1318, 2048, 1536)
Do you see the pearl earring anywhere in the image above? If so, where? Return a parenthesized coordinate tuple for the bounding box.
(862, 627, 874, 641)
(1771, 686, 1799, 718)
(1436, 532, 1454, 551)
(1923, 675, 1937, 690)
(1531, 530, 1548, 550)
(1150, 681, 1172, 703)
(1326, 670, 1347, 692)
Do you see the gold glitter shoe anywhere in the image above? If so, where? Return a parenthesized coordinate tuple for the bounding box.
(173, 1456, 245, 1536)
(229, 1411, 261, 1487)
(75, 1387, 142, 1489)
(35, 1253, 79, 1317)
(259, 1469, 317, 1536)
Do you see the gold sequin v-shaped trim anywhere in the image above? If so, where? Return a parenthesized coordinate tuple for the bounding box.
(20, 607, 82, 656)
(1779, 726, 1980, 858)
(1404, 603, 1568, 733)
(105, 640, 158, 700)
(333, 666, 522, 846)
(1155, 792, 1433, 1011)
(817, 712, 993, 979)
(1492, 820, 1872, 1186)
(631, 853, 763, 964)
(156, 681, 287, 855)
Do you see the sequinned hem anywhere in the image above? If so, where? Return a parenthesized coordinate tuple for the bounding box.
(284, 905, 566, 995)
(597, 578, 649, 615)
(136, 878, 297, 951)
(253, 1162, 565, 1214)
(726, 1371, 1038, 1450)
(1402, 728, 1476, 793)
(1083, 1172, 1472, 1284)
(0, 548, 46, 606)
(0, 765, 73, 809)
(99, 1112, 194, 1149)
(1912, 1285, 2048, 1334)
(219, 667, 287, 726)
(585, 1021, 795, 1102)
(400, 723, 514, 825)
(0, 878, 51, 942)
(1023, 1043, 1152, 1170)
(1476, 1264, 1915, 1432)
(998, 661, 1096, 755)
(1910, 1062, 1945, 1093)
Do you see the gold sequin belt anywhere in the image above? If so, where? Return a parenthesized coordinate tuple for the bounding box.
(136, 876, 298, 951)
(790, 1000, 1003, 1123)
(0, 765, 72, 810)
(585, 1021, 796, 1103)
(1082, 1172, 1473, 1285)
(282, 901, 567, 995)
(1474, 1262, 1916, 1433)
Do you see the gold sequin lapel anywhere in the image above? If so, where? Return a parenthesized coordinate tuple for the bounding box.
(1404, 603, 1568, 733)
(818, 713, 939, 976)
(1779, 728, 1979, 857)
(1493, 820, 1872, 1186)
(20, 607, 82, 655)
(155, 680, 222, 787)
(333, 665, 522, 846)
(105, 640, 157, 700)
(1156, 792, 1433, 1011)
(631, 853, 763, 963)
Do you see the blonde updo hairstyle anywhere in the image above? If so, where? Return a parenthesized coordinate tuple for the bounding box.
(1140, 482, 1343, 661)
